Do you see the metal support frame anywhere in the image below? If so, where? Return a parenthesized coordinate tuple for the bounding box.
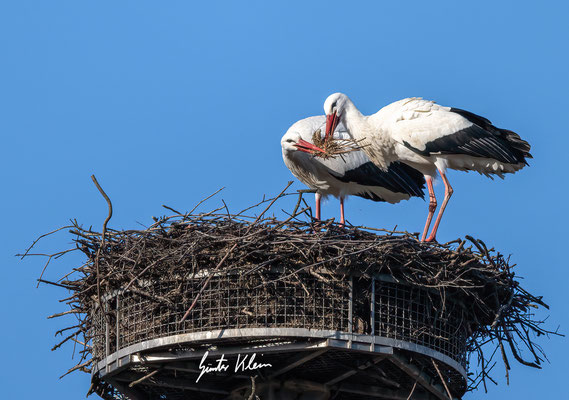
(105, 378, 147, 400)
(162, 363, 251, 380)
(268, 348, 329, 378)
(348, 274, 353, 348)
(94, 327, 464, 380)
(325, 355, 385, 386)
(115, 295, 120, 370)
(337, 382, 433, 400)
(389, 353, 456, 400)
(105, 302, 110, 361)
(114, 372, 230, 395)
(371, 277, 376, 352)
(92, 269, 469, 399)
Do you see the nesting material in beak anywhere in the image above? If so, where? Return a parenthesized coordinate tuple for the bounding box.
(294, 139, 326, 155)
(325, 111, 340, 142)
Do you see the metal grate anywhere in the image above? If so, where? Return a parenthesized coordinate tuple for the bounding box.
(92, 270, 351, 360)
(92, 271, 468, 368)
(374, 279, 467, 366)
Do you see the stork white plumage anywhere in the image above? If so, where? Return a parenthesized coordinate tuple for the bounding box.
(281, 116, 425, 225)
(323, 93, 532, 241)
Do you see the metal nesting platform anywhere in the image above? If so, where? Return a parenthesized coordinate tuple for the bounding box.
(92, 270, 468, 400)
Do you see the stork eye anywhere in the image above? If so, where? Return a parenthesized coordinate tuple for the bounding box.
(286, 139, 294, 143)
(330, 101, 337, 111)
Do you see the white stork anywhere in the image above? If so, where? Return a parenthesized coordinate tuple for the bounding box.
(323, 93, 532, 241)
(281, 116, 425, 225)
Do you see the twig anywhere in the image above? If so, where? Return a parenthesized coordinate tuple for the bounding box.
(407, 379, 418, 400)
(129, 367, 162, 387)
(179, 242, 238, 324)
(247, 375, 259, 400)
(21, 225, 73, 259)
(432, 359, 453, 399)
(250, 181, 293, 226)
(59, 360, 91, 379)
(188, 187, 225, 215)
(91, 175, 113, 316)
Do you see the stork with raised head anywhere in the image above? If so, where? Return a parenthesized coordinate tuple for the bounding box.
(281, 116, 425, 225)
(323, 93, 531, 241)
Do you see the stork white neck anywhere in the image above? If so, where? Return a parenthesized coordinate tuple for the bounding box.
(341, 99, 367, 139)
(339, 98, 393, 170)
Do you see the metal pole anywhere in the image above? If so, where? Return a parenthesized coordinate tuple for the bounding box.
(371, 278, 375, 352)
(105, 301, 110, 372)
(116, 294, 120, 369)
(348, 275, 353, 348)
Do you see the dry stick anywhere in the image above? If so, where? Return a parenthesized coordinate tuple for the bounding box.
(21, 224, 73, 259)
(55, 324, 83, 336)
(37, 278, 74, 290)
(273, 206, 311, 230)
(70, 336, 88, 348)
(129, 287, 174, 306)
(188, 187, 225, 215)
(431, 359, 453, 400)
(221, 199, 232, 222)
(496, 330, 510, 384)
(59, 360, 91, 379)
(129, 367, 162, 387)
(501, 320, 541, 368)
(34, 249, 77, 287)
(179, 242, 238, 325)
(465, 235, 496, 268)
(491, 293, 514, 329)
(250, 181, 293, 226)
(71, 331, 77, 360)
(235, 184, 296, 217)
(292, 189, 316, 216)
(123, 254, 171, 292)
(179, 182, 293, 325)
(407, 380, 418, 400)
(91, 175, 113, 317)
(291, 191, 305, 217)
(247, 375, 258, 400)
(52, 330, 79, 351)
(48, 309, 82, 319)
(162, 204, 183, 215)
(260, 244, 377, 288)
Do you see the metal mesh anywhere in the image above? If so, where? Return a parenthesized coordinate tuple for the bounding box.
(92, 271, 467, 370)
(92, 270, 351, 360)
(374, 280, 467, 367)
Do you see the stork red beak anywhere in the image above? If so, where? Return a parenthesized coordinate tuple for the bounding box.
(294, 139, 326, 154)
(325, 111, 340, 142)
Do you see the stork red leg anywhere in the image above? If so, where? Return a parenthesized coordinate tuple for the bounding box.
(340, 196, 345, 226)
(421, 176, 437, 242)
(315, 192, 321, 220)
(425, 169, 453, 242)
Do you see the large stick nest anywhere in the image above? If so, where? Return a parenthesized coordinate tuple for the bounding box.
(22, 182, 557, 395)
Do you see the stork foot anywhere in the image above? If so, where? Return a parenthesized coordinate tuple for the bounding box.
(424, 234, 437, 243)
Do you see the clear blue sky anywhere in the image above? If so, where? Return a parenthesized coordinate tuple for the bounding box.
(1, 1, 567, 398)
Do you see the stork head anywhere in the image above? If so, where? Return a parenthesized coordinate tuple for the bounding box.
(323, 93, 349, 141)
(281, 131, 326, 155)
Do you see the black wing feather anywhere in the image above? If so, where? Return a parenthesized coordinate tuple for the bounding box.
(450, 107, 532, 162)
(354, 191, 387, 202)
(403, 108, 532, 165)
(329, 161, 425, 199)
